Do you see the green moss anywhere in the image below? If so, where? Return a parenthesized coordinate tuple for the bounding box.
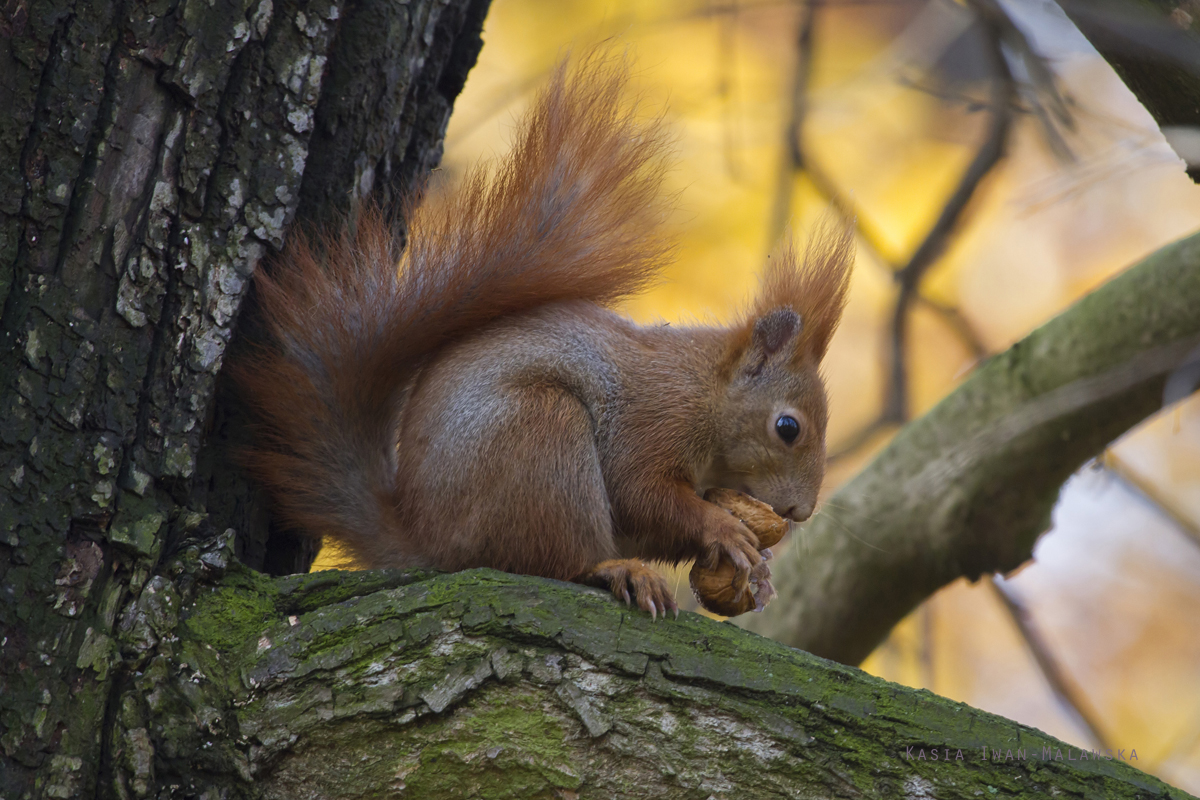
(108, 492, 165, 558)
(182, 562, 280, 652)
(157, 567, 1193, 798)
(403, 694, 581, 798)
(274, 567, 435, 614)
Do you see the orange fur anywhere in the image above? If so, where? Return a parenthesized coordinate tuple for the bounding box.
(235, 55, 853, 617)
(755, 221, 854, 362)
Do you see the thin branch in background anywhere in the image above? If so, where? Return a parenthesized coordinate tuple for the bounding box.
(988, 0, 1076, 164)
(1095, 448, 1200, 771)
(714, 0, 745, 182)
(919, 603, 936, 691)
(1101, 451, 1200, 551)
(898, 76, 1070, 145)
(987, 576, 1113, 751)
(826, 1, 1016, 462)
(765, 2, 902, 467)
(886, 0, 1014, 424)
(826, 417, 892, 462)
(800, 158, 897, 270)
(767, 0, 818, 249)
(917, 293, 990, 361)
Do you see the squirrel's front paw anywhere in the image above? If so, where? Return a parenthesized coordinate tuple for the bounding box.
(697, 518, 762, 600)
(704, 488, 788, 549)
(581, 559, 679, 620)
(689, 489, 787, 617)
(689, 550, 774, 617)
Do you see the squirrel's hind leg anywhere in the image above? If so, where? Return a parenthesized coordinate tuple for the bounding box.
(576, 559, 679, 620)
(401, 382, 616, 577)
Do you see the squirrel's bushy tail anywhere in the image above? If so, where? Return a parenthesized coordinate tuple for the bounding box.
(236, 55, 674, 562)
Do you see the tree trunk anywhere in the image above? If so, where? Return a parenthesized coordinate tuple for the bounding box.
(1055, 0, 1200, 181)
(0, 0, 488, 794)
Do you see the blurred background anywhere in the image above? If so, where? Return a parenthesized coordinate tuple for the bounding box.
(315, 0, 1200, 791)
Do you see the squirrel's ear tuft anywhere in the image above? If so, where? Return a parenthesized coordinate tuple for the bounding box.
(753, 217, 853, 362)
(753, 308, 802, 357)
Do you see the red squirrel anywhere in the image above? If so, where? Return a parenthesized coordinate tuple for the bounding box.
(236, 56, 852, 619)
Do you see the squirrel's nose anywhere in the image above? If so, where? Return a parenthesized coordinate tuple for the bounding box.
(778, 503, 813, 522)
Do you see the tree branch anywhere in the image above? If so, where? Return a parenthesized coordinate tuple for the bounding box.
(117, 545, 1188, 798)
(742, 229, 1200, 665)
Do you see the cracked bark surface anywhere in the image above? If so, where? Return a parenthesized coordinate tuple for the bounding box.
(0, 0, 488, 794)
(111, 539, 1187, 799)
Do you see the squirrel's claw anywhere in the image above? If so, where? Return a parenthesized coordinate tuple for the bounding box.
(752, 577, 776, 611)
(583, 559, 678, 621)
(746, 556, 773, 608)
(750, 557, 772, 583)
(748, 554, 775, 610)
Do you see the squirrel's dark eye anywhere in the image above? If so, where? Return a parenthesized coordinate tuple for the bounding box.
(775, 415, 800, 444)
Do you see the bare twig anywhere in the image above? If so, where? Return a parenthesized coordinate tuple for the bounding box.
(989, 0, 1076, 162)
(767, 0, 818, 249)
(828, 1, 1015, 461)
(827, 418, 893, 463)
(714, 0, 744, 182)
(987, 576, 1112, 751)
(917, 293, 990, 361)
(800, 156, 897, 269)
(885, 0, 1014, 424)
(1101, 451, 1200, 550)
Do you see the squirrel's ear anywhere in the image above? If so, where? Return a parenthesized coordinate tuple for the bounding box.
(754, 308, 802, 355)
(738, 307, 802, 377)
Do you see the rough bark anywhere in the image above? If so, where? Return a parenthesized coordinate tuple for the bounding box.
(0, 0, 488, 795)
(742, 230, 1200, 665)
(116, 535, 1190, 799)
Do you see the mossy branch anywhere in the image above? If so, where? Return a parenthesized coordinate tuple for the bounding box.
(121, 548, 1189, 799)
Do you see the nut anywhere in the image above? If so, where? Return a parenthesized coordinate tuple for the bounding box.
(689, 559, 755, 616)
(703, 488, 788, 548)
(689, 489, 788, 616)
